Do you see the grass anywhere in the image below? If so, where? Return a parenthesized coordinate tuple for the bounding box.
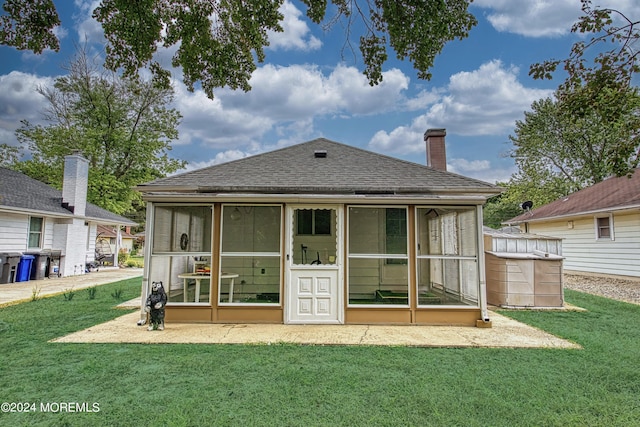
(0, 282, 639, 426)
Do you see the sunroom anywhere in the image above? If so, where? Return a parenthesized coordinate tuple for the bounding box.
(138, 133, 500, 326)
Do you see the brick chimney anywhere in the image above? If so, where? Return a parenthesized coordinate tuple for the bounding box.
(424, 128, 447, 171)
(61, 153, 89, 216)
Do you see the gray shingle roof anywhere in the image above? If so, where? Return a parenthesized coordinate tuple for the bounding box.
(506, 169, 640, 224)
(0, 167, 136, 225)
(138, 138, 500, 196)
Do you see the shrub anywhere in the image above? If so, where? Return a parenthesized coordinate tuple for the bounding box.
(118, 249, 129, 266)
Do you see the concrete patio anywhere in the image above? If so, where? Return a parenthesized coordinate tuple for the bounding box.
(0, 268, 581, 348)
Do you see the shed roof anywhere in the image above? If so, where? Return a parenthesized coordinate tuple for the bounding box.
(0, 167, 136, 225)
(506, 169, 640, 224)
(137, 138, 500, 197)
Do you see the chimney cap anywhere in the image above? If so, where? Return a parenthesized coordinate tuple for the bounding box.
(424, 128, 446, 138)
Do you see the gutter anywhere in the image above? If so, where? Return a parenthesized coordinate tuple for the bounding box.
(139, 192, 493, 205)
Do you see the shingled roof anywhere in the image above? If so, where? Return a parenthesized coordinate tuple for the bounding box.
(506, 169, 640, 224)
(0, 167, 136, 225)
(137, 138, 500, 196)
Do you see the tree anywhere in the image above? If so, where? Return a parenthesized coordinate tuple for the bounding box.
(530, 0, 639, 91)
(510, 83, 640, 189)
(0, 0, 477, 99)
(484, 82, 640, 228)
(0, 143, 20, 167)
(12, 49, 185, 215)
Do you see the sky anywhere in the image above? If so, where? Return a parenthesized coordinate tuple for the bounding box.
(1, 0, 638, 184)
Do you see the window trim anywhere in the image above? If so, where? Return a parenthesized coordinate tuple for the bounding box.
(415, 205, 481, 308)
(27, 216, 44, 249)
(219, 204, 283, 306)
(151, 204, 214, 255)
(595, 214, 615, 240)
(347, 205, 410, 308)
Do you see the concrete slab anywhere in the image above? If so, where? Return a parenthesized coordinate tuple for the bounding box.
(2, 268, 580, 349)
(51, 310, 581, 349)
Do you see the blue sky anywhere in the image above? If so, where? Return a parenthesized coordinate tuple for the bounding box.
(1, 0, 638, 183)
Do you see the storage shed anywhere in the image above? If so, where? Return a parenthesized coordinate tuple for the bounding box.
(484, 229, 564, 308)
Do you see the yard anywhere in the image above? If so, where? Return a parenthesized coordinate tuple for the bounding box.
(0, 278, 638, 426)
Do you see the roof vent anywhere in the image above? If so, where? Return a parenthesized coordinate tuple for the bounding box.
(314, 150, 327, 158)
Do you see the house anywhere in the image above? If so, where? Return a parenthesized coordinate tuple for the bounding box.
(96, 224, 136, 255)
(0, 154, 137, 278)
(136, 130, 501, 326)
(505, 170, 640, 278)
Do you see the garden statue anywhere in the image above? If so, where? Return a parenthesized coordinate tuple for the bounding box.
(145, 281, 167, 331)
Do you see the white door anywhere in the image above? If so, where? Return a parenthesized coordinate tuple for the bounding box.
(286, 205, 342, 324)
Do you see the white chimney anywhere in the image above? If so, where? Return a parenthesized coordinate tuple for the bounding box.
(424, 128, 447, 171)
(62, 153, 89, 216)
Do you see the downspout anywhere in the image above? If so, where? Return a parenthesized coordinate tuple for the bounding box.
(476, 205, 492, 327)
(137, 201, 154, 326)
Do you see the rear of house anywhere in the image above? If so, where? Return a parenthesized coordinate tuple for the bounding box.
(137, 132, 501, 326)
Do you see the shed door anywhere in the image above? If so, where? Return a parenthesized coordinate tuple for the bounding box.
(286, 205, 342, 324)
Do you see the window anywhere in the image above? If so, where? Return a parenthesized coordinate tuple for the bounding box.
(149, 205, 213, 303)
(416, 207, 479, 306)
(220, 205, 282, 304)
(28, 217, 43, 248)
(296, 209, 331, 235)
(348, 206, 408, 305)
(292, 208, 337, 265)
(152, 205, 212, 253)
(596, 216, 613, 239)
(385, 208, 407, 265)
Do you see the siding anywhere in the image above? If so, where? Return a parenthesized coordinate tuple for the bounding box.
(0, 213, 28, 252)
(527, 211, 640, 277)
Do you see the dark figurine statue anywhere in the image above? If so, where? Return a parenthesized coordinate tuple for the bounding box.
(145, 281, 167, 331)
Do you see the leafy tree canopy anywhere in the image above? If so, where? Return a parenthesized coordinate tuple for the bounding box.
(530, 0, 639, 93)
(10, 49, 185, 215)
(0, 0, 477, 98)
(484, 81, 640, 228)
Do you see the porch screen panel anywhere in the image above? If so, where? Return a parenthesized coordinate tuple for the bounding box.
(348, 206, 409, 305)
(220, 205, 282, 304)
(150, 205, 213, 304)
(416, 207, 479, 306)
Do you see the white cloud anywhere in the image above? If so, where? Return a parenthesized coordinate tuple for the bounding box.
(267, 1, 322, 51)
(74, 1, 104, 45)
(474, 0, 640, 38)
(448, 158, 515, 184)
(178, 149, 249, 173)
(0, 72, 55, 146)
(175, 63, 410, 151)
(369, 60, 552, 155)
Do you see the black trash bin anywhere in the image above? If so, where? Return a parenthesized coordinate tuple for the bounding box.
(0, 252, 21, 284)
(27, 250, 51, 281)
(16, 254, 35, 283)
(48, 250, 63, 278)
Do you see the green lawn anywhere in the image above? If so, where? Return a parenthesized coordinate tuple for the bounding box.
(0, 279, 639, 426)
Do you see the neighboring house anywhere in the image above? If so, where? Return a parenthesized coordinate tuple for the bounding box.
(96, 224, 136, 255)
(0, 154, 137, 277)
(505, 170, 640, 278)
(136, 130, 501, 326)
